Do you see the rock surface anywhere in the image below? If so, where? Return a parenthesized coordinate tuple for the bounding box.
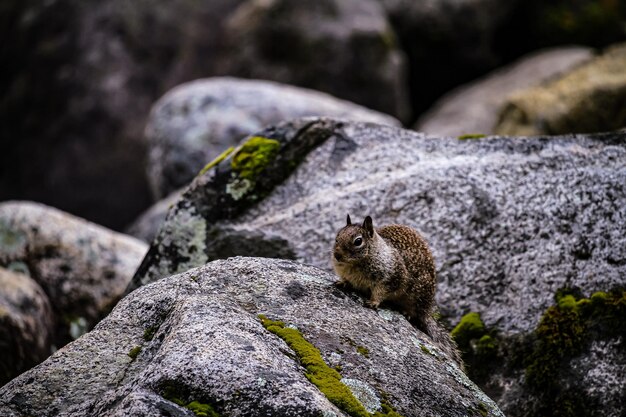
(0, 257, 503, 417)
(0, 268, 53, 386)
(216, 0, 410, 121)
(0, 0, 244, 229)
(376, 0, 521, 115)
(126, 189, 183, 243)
(415, 46, 593, 136)
(146, 77, 400, 199)
(495, 42, 626, 135)
(0, 201, 148, 346)
(130, 117, 626, 416)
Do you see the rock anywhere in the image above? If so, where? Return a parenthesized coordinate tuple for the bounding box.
(0, 268, 53, 386)
(0, 0, 244, 230)
(130, 117, 626, 416)
(415, 46, 593, 137)
(0, 257, 503, 417)
(0, 201, 148, 346)
(376, 0, 521, 115)
(495, 43, 626, 135)
(216, 0, 410, 121)
(500, 0, 626, 53)
(146, 77, 401, 200)
(126, 189, 183, 243)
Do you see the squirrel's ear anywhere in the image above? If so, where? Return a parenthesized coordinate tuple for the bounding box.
(363, 216, 374, 237)
(346, 214, 352, 225)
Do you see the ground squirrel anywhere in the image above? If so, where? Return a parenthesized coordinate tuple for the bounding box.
(332, 215, 462, 366)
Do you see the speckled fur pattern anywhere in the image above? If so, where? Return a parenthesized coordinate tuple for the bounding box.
(332, 216, 463, 367)
(332, 218, 436, 328)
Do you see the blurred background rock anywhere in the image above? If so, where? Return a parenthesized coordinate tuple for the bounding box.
(2, 0, 624, 231)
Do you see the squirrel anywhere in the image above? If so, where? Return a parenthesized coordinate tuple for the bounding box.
(332, 214, 462, 367)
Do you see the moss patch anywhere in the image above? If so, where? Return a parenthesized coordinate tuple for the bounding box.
(231, 136, 280, 180)
(186, 401, 220, 417)
(451, 312, 487, 349)
(356, 345, 370, 358)
(458, 134, 486, 140)
(128, 345, 142, 360)
(199, 147, 235, 176)
(259, 315, 403, 417)
(524, 288, 626, 416)
(451, 312, 500, 382)
(161, 382, 220, 417)
(143, 326, 157, 341)
(259, 314, 370, 417)
(525, 288, 626, 386)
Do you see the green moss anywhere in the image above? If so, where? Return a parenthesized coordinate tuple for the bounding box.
(475, 335, 496, 355)
(524, 288, 626, 415)
(451, 312, 486, 349)
(143, 326, 157, 341)
(476, 402, 489, 417)
(199, 147, 235, 176)
(231, 136, 280, 181)
(356, 345, 370, 358)
(128, 345, 142, 360)
(458, 134, 486, 140)
(161, 382, 220, 416)
(258, 314, 370, 417)
(187, 400, 220, 417)
(420, 344, 432, 355)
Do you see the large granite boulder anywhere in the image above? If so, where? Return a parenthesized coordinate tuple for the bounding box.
(495, 43, 626, 135)
(146, 77, 400, 200)
(375, 0, 521, 115)
(0, 257, 503, 417)
(415, 47, 593, 137)
(0, 0, 243, 230)
(216, 0, 410, 121)
(130, 117, 626, 416)
(0, 201, 148, 347)
(0, 268, 53, 386)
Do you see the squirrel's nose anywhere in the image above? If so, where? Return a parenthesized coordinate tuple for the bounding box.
(334, 252, 343, 261)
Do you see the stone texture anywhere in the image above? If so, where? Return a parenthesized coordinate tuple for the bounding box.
(415, 46, 593, 137)
(130, 117, 626, 416)
(0, 268, 53, 386)
(0, 257, 503, 417)
(146, 77, 400, 199)
(376, 0, 521, 115)
(126, 189, 183, 243)
(0, 201, 148, 346)
(0, 0, 243, 230)
(495, 42, 626, 135)
(216, 0, 410, 121)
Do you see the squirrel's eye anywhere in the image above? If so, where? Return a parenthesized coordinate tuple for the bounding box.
(353, 237, 363, 246)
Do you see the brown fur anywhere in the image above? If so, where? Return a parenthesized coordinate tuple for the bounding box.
(332, 215, 463, 367)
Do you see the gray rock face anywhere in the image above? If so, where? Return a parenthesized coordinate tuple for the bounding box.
(146, 77, 400, 199)
(0, 201, 148, 346)
(216, 0, 410, 121)
(0, 268, 53, 386)
(1, 0, 243, 229)
(415, 47, 593, 137)
(0, 257, 503, 417)
(131, 117, 626, 416)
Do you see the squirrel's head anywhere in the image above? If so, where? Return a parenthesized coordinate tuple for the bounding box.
(332, 214, 375, 265)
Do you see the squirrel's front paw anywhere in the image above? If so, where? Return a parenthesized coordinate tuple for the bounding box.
(335, 280, 351, 290)
(364, 300, 380, 310)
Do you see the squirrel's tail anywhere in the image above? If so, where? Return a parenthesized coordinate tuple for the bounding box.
(423, 316, 465, 371)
